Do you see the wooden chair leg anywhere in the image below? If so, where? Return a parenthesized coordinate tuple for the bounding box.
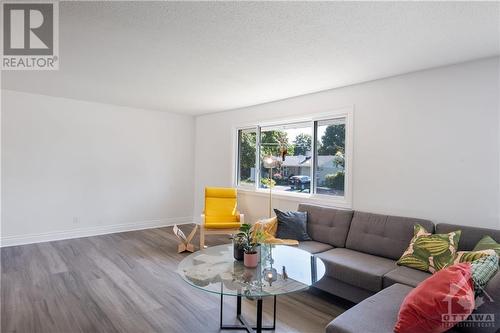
(199, 225, 205, 250)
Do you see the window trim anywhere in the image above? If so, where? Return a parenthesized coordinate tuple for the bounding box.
(232, 106, 353, 208)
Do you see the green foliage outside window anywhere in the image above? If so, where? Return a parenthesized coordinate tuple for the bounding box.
(293, 133, 312, 155)
(260, 130, 294, 157)
(318, 124, 345, 156)
(260, 177, 276, 188)
(239, 131, 256, 181)
(324, 171, 345, 191)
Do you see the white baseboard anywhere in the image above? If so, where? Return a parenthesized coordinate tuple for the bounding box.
(0, 216, 194, 248)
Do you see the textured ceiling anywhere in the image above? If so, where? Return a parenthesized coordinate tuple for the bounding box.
(2, 1, 499, 115)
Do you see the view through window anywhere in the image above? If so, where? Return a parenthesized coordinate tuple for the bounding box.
(315, 118, 346, 196)
(237, 128, 257, 186)
(260, 122, 312, 193)
(237, 115, 348, 198)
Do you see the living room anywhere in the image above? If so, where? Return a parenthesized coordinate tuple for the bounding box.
(1, 1, 500, 333)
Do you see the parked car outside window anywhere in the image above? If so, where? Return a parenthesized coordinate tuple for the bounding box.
(289, 175, 310, 192)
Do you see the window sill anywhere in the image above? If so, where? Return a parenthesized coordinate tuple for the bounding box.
(236, 187, 352, 209)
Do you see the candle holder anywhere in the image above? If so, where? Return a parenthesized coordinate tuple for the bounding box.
(262, 267, 278, 286)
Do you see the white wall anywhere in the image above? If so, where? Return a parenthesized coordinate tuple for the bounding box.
(2, 57, 498, 247)
(194, 57, 500, 229)
(1, 90, 195, 246)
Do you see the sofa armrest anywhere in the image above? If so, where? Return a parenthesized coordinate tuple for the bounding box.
(239, 213, 245, 224)
(200, 214, 205, 226)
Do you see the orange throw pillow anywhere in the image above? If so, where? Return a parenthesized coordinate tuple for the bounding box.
(394, 263, 475, 333)
(251, 217, 299, 246)
(252, 217, 278, 237)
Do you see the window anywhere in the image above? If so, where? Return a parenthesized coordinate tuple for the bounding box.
(259, 122, 312, 193)
(236, 110, 351, 203)
(315, 118, 346, 196)
(237, 128, 257, 186)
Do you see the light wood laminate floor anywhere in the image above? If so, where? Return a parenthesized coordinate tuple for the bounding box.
(1, 224, 349, 333)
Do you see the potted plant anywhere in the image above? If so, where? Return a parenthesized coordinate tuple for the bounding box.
(233, 233, 246, 261)
(237, 224, 265, 268)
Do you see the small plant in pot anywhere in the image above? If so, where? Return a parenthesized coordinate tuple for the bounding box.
(233, 233, 246, 261)
(237, 224, 265, 268)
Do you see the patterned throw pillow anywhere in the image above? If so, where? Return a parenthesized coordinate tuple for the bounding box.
(473, 235, 500, 257)
(397, 224, 461, 273)
(252, 217, 278, 238)
(453, 249, 497, 264)
(471, 254, 499, 292)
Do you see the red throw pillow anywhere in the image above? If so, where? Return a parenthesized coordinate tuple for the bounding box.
(394, 263, 475, 333)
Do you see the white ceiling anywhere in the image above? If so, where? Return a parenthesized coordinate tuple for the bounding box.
(2, 1, 499, 115)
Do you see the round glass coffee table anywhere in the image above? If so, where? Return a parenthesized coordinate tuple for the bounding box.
(177, 243, 326, 333)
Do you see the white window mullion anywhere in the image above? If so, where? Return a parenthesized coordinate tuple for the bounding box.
(311, 120, 317, 195)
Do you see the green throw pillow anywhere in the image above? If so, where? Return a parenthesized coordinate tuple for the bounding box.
(471, 254, 499, 293)
(397, 224, 461, 273)
(473, 235, 500, 257)
(453, 249, 497, 264)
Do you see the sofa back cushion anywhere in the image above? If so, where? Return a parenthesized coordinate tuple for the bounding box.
(345, 211, 434, 260)
(297, 204, 353, 247)
(436, 223, 500, 251)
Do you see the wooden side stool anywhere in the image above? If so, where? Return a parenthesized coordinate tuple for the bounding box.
(173, 224, 198, 253)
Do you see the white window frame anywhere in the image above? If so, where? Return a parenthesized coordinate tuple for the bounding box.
(232, 106, 353, 208)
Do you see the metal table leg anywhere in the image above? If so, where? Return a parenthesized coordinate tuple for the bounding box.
(220, 294, 277, 332)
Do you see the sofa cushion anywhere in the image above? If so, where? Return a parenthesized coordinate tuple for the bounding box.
(436, 223, 500, 251)
(345, 211, 434, 260)
(315, 248, 397, 292)
(326, 283, 414, 333)
(314, 276, 376, 304)
(383, 266, 432, 288)
(298, 204, 353, 247)
(296, 241, 333, 254)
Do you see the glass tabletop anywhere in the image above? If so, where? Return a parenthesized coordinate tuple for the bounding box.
(177, 243, 326, 297)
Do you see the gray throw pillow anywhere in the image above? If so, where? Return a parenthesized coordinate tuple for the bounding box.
(274, 209, 312, 241)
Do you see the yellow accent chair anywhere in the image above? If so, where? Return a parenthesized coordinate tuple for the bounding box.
(200, 187, 244, 249)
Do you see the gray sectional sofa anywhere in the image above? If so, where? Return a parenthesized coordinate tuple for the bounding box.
(295, 203, 500, 333)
